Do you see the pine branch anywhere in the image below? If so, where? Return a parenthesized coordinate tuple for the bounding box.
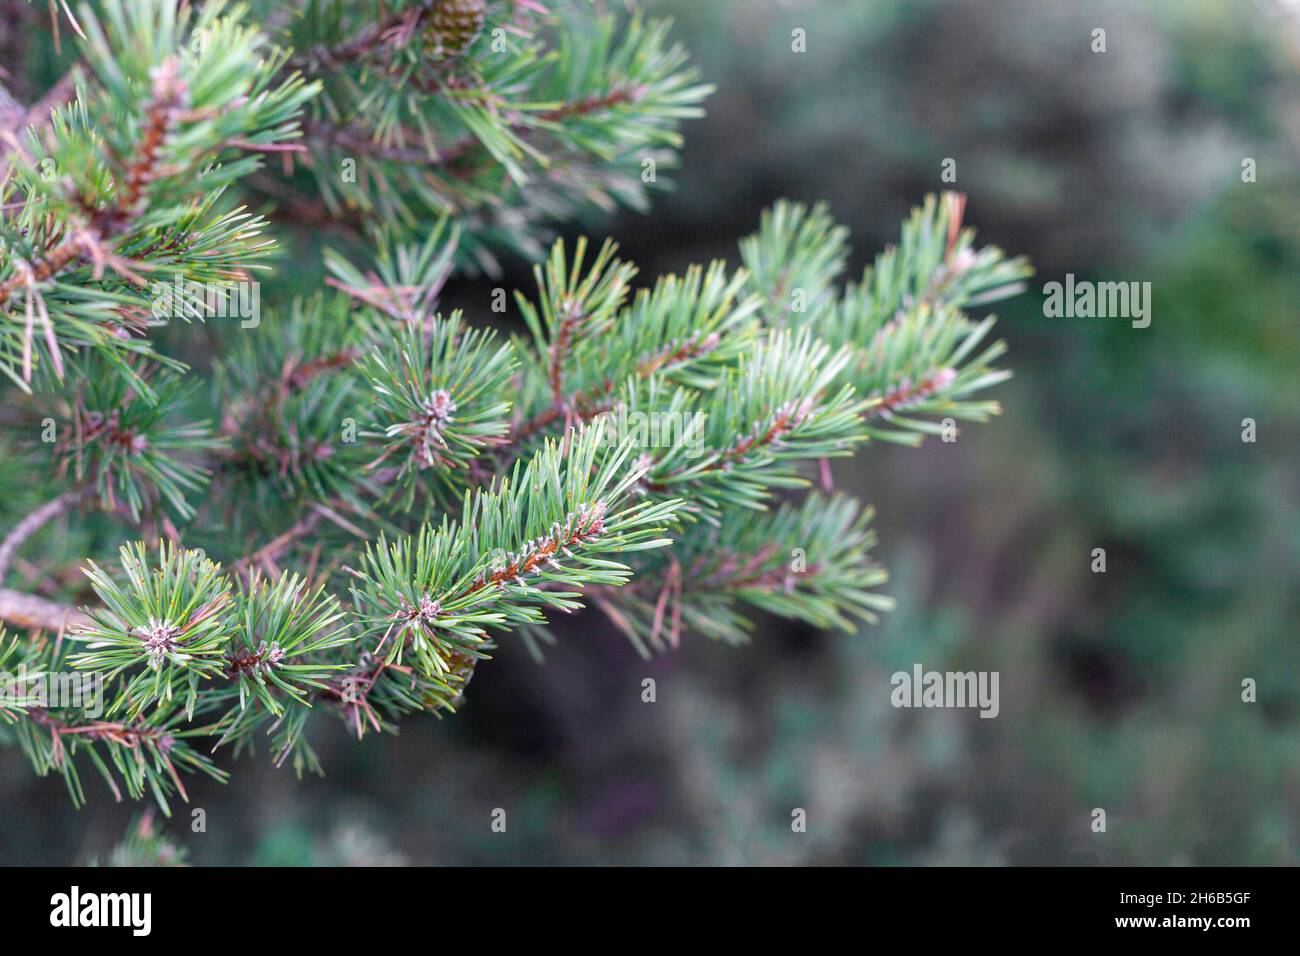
(225, 512, 324, 582)
(0, 3, 1036, 813)
(506, 249, 757, 452)
(95, 809, 189, 866)
(284, 0, 447, 72)
(596, 493, 893, 655)
(0, 488, 83, 584)
(0, 588, 88, 632)
(260, 2, 712, 269)
(0, 188, 1029, 807)
(0, 0, 318, 389)
(742, 193, 1030, 444)
(349, 421, 681, 678)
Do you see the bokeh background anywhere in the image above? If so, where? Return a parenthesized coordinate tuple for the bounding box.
(3, 0, 1299, 865)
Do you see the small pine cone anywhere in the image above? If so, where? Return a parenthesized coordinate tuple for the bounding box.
(444, 651, 479, 708)
(425, 0, 487, 59)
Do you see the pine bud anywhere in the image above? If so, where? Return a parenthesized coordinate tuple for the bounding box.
(425, 0, 487, 59)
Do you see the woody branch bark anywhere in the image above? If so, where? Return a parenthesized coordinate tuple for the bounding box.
(286, 0, 442, 71)
(0, 486, 91, 632)
(0, 488, 83, 585)
(0, 588, 89, 632)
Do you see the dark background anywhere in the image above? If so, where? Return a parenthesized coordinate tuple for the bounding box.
(3, 0, 1299, 865)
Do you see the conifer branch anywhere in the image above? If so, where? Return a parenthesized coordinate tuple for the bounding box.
(0, 1, 1033, 812)
(0, 488, 83, 585)
(0, 588, 88, 632)
(96, 809, 189, 866)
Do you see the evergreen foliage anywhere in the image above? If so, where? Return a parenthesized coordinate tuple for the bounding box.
(0, 0, 1030, 810)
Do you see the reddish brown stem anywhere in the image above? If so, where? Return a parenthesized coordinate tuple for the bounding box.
(869, 368, 956, 420)
(0, 489, 82, 585)
(0, 587, 88, 632)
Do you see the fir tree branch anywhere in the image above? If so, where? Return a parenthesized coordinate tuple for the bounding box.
(263, 2, 711, 268)
(596, 494, 892, 655)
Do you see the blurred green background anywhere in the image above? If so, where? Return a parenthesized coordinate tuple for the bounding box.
(3, 0, 1299, 865)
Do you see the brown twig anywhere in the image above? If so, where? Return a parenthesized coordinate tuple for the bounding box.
(646, 397, 817, 492)
(536, 87, 641, 123)
(0, 587, 88, 632)
(867, 367, 957, 420)
(226, 511, 324, 581)
(29, 707, 186, 801)
(0, 488, 83, 585)
(467, 500, 608, 594)
(285, 1, 440, 71)
(305, 118, 477, 165)
(510, 331, 721, 444)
